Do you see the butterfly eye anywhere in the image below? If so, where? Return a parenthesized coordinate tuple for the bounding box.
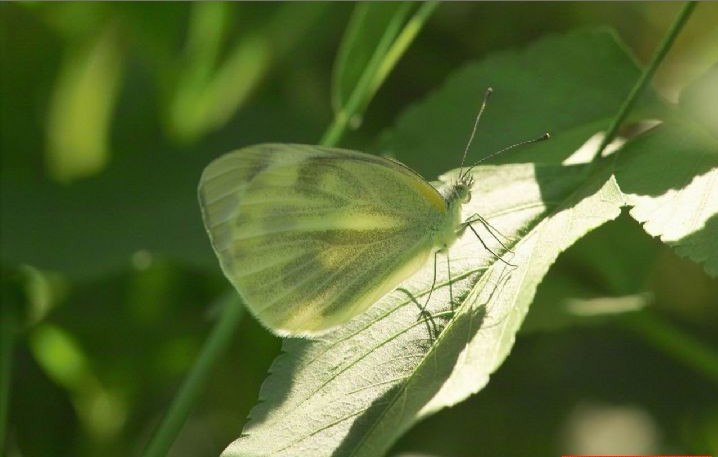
(454, 184, 471, 203)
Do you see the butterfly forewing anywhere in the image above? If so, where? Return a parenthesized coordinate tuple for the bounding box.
(199, 144, 449, 336)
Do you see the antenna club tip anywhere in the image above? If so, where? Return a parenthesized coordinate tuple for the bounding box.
(486, 87, 494, 96)
(543, 132, 551, 140)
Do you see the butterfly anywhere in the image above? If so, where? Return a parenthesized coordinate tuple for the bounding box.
(198, 89, 548, 337)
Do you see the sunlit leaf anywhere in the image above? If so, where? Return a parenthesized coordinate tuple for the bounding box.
(615, 119, 718, 276)
(223, 162, 623, 457)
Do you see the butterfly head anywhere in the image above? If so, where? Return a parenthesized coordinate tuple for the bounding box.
(444, 174, 473, 212)
(453, 175, 473, 204)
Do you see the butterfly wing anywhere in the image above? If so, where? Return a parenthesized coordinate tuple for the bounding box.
(198, 144, 448, 336)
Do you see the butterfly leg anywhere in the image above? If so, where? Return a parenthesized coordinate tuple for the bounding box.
(420, 250, 440, 314)
(467, 223, 516, 267)
(446, 252, 455, 310)
(463, 212, 515, 254)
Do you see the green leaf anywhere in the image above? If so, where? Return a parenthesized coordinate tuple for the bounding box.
(222, 162, 623, 457)
(615, 119, 718, 276)
(168, 3, 327, 144)
(379, 29, 668, 176)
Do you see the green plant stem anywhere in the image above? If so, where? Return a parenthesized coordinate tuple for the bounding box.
(595, 1, 697, 157)
(321, 1, 438, 147)
(142, 292, 244, 457)
(621, 311, 718, 385)
(321, 2, 412, 147)
(367, 1, 439, 121)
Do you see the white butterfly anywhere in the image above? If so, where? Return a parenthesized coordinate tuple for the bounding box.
(198, 89, 547, 337)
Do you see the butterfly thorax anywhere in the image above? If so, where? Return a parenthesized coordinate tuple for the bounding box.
(431, 180, 471, 252)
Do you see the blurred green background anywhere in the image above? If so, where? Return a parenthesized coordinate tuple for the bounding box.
(1, 2, 717, 457)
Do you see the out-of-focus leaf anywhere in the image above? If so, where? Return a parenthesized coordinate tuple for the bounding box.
(29, 324, 91, 391)
(46, 26, 123, 182)
(522, 213, 660, 333)
(168, 3, 327, 144)
(379, 29, 669, 177)
(680, 62, 718, 137)
(29, 324, 128, 439)
(615, 120, 718, 276)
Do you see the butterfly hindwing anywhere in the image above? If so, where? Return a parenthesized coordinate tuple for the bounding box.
(199, 144, 448, 336)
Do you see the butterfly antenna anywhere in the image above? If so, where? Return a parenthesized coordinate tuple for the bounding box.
(459, 87, 493, 181)
(463, 132, 550, 178)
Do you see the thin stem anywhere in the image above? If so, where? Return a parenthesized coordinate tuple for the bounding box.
(321, 2, 412, 147)
(367, 1, 439, 111)
(621, 311, 718, 385)
(142, 292, 244, 457)
(321, 1, 438, 147)
(321, 110, 351, 148)
(595, 1, 697, 158)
